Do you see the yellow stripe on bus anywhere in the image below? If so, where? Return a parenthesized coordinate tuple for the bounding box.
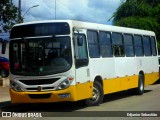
(103, 72, 159, 94)
(10, 72, 159, 103)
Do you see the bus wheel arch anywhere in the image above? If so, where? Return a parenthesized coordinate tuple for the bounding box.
(139, 71, 145, 80)
(85, 76, 104, 106)
(94, 76, 103, 88)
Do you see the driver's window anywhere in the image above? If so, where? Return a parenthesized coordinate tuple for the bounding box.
(74, 34, 88, 68)
(74, 34, 88, 59)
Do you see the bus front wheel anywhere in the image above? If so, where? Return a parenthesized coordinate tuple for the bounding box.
(85, 81, 104, 106)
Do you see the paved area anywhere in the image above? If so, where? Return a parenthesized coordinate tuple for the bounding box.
(0, 77, 10, 103)
(0, 86, 10, 103)
(0, 77, 9, 87)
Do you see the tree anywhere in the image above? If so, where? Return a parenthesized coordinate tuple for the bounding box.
(0, 0, 20, 33)
(111, 0, 160, 47)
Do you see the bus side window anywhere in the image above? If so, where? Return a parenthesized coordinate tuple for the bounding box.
(143, 36, 152, 56)
(112, 32, 124, 57)
(124, 34, 134, 57)
(99, 31, 113, 57)
(151, 36, 157, 56)
(87, 30, 100, 58)
(134, 35, 144, 56)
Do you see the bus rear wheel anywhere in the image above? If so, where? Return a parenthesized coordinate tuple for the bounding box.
(85, 81, 104, 106)
(136, 74, 144, 95)
(131, 74, 144, 95)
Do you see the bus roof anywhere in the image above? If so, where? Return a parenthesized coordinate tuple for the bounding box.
(13, 20, 155, 36)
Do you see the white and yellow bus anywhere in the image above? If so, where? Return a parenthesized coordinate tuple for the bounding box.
(9, 20, 159, 106)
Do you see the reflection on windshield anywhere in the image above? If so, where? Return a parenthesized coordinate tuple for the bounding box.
(10, 36, 72, 76)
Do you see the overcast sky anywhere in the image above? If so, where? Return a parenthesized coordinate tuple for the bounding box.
(12, 0, 121, 25)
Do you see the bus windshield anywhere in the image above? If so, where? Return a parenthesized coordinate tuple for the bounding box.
(10, 36, 72, 76)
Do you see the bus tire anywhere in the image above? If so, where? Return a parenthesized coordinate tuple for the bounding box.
(135, 74, 144, 95)
(85, 81, 104, 106)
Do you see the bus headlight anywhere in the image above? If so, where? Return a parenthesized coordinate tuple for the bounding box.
(57, 77, 73, 90)
(10, 81, 24, 92)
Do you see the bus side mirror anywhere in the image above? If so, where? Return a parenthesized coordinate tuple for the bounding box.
(77, 35, 83, 46)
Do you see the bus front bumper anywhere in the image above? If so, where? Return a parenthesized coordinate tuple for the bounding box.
(9, 86, 77, 103)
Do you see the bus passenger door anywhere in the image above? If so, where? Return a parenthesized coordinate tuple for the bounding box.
(74, 32, 92, 100)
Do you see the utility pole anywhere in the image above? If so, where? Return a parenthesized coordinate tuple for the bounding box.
(18, 0, 22, 22)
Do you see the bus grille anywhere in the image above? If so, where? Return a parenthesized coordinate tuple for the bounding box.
(19, 78, 59, 85)
(26, 87, 55, 91)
